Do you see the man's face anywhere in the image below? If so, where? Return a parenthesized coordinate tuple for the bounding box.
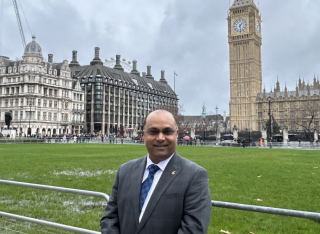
(143, 111, 178, 164)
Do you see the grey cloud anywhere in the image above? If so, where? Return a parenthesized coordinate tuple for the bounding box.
(2, 0, 320, 115)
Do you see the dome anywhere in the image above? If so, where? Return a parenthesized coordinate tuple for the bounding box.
(24, 35, 42, 56)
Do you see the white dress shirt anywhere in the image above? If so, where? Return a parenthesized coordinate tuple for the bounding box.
(139, 153, 174, 222)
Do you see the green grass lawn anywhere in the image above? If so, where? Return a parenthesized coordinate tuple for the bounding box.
(0, 144, 320, 233)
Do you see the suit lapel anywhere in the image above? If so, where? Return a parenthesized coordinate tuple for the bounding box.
(131, 156, 147, 227)
(136, 153, 182, 233)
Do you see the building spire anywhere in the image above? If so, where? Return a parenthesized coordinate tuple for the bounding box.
(201, 104, 206, 118)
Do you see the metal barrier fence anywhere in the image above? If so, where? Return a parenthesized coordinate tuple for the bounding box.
(1, 136, 320, 150)
(1, 179, 320, 233)
(0, 180, 108, 234)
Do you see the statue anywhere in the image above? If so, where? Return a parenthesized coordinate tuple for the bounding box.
(5, 110, 13, 129)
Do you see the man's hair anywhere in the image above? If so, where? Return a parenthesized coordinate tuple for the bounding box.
(144, 109, 178, 130)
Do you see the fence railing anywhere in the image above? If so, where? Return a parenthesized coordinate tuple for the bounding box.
(1, 137, 320, 149)
(212, 200, 320, 220)
(0, 179, 108, 234)
(1, 179, 320, 233)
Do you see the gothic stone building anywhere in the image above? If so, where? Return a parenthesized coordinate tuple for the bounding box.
(228, 0, 262, 131)
(70, 47, 179, 136)
(0, 36, 85, 136)
(256, 78, 320, 133)
(228, 0, 320, 133)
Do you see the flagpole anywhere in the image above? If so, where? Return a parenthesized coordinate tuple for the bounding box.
(174, 72, 176, 92)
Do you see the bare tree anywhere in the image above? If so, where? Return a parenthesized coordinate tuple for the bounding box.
(294, 100, 319, 140)
(160, 104, 190, 132)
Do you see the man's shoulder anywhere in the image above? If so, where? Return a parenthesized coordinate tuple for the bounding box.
(120, 155, 146, 169)
(174, 153, 206, 172)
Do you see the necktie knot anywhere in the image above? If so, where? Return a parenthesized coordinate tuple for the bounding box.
(148, 164, 160, 175)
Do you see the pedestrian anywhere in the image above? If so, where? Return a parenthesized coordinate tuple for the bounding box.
(197, 138, 200, 146)
(100, 110, 211, 234)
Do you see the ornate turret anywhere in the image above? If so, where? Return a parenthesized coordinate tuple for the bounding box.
(275, 77, 280, 92)
(284, 83, 288, 98)
(23, 35, 43, 62)
(201, 104, 206, 118)
(24, 35, 42, 56)
(298, 76, 302, 89)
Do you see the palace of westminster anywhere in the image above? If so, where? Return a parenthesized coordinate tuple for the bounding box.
(1, 0, 320, 137)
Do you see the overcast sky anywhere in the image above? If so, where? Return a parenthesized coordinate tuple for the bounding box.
(1, 0, 320, 115)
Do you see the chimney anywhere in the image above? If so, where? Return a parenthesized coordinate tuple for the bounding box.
(145, 65, 154, 80)
(90, 47, 103, 65)
(48, 54, 53, 63)
(94, 47, 99, 59)
(130, 60, 140, 76)
(142, 72, 146, 78)
(159, 70, 167, 84)
(113, 55, 124, 71)
(133, 60, 137, 70)
(69, 50, 80, 67)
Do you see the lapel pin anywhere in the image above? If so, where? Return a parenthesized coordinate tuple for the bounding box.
(171, 171, 176, 175)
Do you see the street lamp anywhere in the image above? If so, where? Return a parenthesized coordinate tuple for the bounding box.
(267, 96, 272, 148)
(28, 99, 32, 137)
(215, 106, 218, 136)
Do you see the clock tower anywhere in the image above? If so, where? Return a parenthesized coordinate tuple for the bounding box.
(228, 0, 262, 131)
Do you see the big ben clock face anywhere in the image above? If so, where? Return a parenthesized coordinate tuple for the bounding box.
(233, 18, 247, 33)
(256, 20, 260, 34)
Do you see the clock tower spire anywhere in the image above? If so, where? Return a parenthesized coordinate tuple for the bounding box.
(228, 0, 262, 131)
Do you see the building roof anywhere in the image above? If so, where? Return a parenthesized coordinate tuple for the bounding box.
(256, 89, 320, 100)
(70, 63, 178, 98)
(230, 0, 257, 9)
(24, 35, 42, 56)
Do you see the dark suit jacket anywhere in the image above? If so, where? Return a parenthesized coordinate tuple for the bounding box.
(100, 152, 212, 234)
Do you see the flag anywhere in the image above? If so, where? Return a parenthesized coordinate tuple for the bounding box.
(174, 71, 178, 76)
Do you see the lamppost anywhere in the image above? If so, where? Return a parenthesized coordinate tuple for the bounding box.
(19, 105, 22, 137)
(267, 96, 272, 148)
(28, 98, 32, 137)
(215, 106, 218, 136)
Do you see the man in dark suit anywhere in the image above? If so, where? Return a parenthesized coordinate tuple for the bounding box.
(100, 110, 212, 234)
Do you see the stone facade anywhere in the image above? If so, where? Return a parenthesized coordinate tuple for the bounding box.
(228, 0, 262, 131)
(0, 38, 178, 137)
(0, 36, 85, 136)
(256, 78, 320, 133)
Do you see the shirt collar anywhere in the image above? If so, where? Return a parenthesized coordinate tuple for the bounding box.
(146, 153, 174, 171)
